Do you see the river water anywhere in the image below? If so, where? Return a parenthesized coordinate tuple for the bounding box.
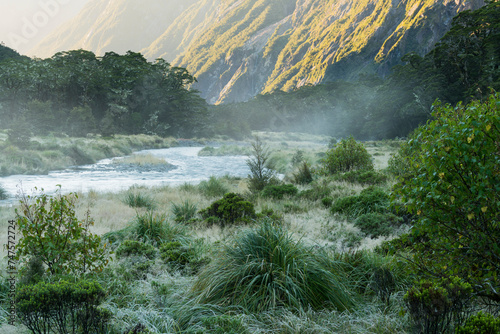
(0, 147, 250, 202)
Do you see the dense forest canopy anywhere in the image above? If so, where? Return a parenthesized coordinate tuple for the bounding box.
(0, 48, 208, 139)
(0, 1, 499, 140)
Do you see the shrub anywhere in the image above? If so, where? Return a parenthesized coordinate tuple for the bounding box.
(334, 170, 388, 185)
(160, 241, 191, 265)
(455, 312, 500, 334)
(331, 186, 389, 218)
(392, 94, 500, 301)
(261, 184, 298, 199)
(198, 176, 229, 198)
(321, 196, 333, 208)
(191, 221, 354, 312)
(247, 136, 278, 193)
(171, 200, 197, 222)
(292, 161, 314, 184)
(355, 212, 403, 237)
(123, 192, 156, 210)
(115, 240, 156, 259)
(404, 277, 473, 334)
(322, 136, 373, 174)
(16, 279, 110, 334)
(15, 187, 109, 275)
(199, 193, 256, 227)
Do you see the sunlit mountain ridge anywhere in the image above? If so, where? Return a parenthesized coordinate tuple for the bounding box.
(29, 0, 486, 104)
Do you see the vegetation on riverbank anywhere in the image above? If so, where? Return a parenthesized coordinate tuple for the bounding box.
(0, 133, 177, 176)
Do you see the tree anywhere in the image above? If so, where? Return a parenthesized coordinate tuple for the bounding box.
(247, 136, 277, 193)
(15, 187, 109, 276)
(392, 93, 500, 302)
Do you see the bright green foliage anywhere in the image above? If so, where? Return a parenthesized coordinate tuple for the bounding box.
(15, 188, 109, 275)
(456, 312, 500, 334)
(322, 137, 373, 174)
(404, 277, 473, 334)
(18, 256, 45, 287)
(199, 193, 256, 227)
(261, 184, 298, 199)
(115, 240, 156, 259)
(392, 94, 500, 301)
(16, 279, 110, 334)
(191, 221, 354, 312)
(331, 186, 389, 218)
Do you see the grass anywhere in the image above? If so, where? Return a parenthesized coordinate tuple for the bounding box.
(0, 133, 177, 176)
(0, 133, 414, 333)
(112, 153, 171, 166)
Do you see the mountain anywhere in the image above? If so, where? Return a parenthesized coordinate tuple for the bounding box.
(29, 0, 199, 58)
(31, 0, 486, 104)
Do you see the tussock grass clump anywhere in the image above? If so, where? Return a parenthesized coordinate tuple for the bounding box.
(123, 192, 156, 210)
(115, 240, 157, 259)
(191, 221, 355, 312)
(171, 200, 197, 222)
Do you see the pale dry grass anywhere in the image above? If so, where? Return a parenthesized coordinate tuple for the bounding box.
(112, 153, 170, 166)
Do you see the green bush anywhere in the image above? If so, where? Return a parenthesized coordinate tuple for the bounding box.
(199, 193, 256, 227)
(160, 241, 191, 265)
(191, 221, 355, 312)
(322, 136, 373, 174)
(334, 170, 388, 185)
(16, 279, 110, 334)
(261, 184, 298, 199)
(123, 192, 156, 210)
(331, 186, 389, 218)
(172, 200, 197, 222)
(355, 212, 403, 237)
(456, 312, 500, 334)
(198, 176, 230, 198)
(15, 187, 109, 275)
(293, 161, 314, 184)
(404, 277, 473, 334)
(115, 240, 156, 259)
(18, 256, 45, 287)
(321, 196, 333, 208)
(392, 94, 500, 301)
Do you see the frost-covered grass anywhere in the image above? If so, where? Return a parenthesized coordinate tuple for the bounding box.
(0, 133, 410, 333)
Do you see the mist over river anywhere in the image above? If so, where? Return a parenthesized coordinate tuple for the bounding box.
(0, 147, 250, 202)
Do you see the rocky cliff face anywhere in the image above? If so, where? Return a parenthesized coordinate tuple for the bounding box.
(31, 0, 485, 104)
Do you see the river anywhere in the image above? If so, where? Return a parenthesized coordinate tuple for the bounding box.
(0, 146, 250, 202)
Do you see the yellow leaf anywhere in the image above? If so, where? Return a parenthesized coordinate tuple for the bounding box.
(467, 137, 472, 143)
(467, 213, 474, 220)
(486, 124, 491, 132)
(417, 210, 422, 216)
(445, 146, 451, 152)
(481, 207, 487, 213)
(450, 196, 455, 204)
(439, 172, 445, 179)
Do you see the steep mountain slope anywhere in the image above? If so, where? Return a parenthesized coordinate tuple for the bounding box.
(31, 0, 485, 104)
(29, 0, 199, 58)
(169, 0, 485, 103)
